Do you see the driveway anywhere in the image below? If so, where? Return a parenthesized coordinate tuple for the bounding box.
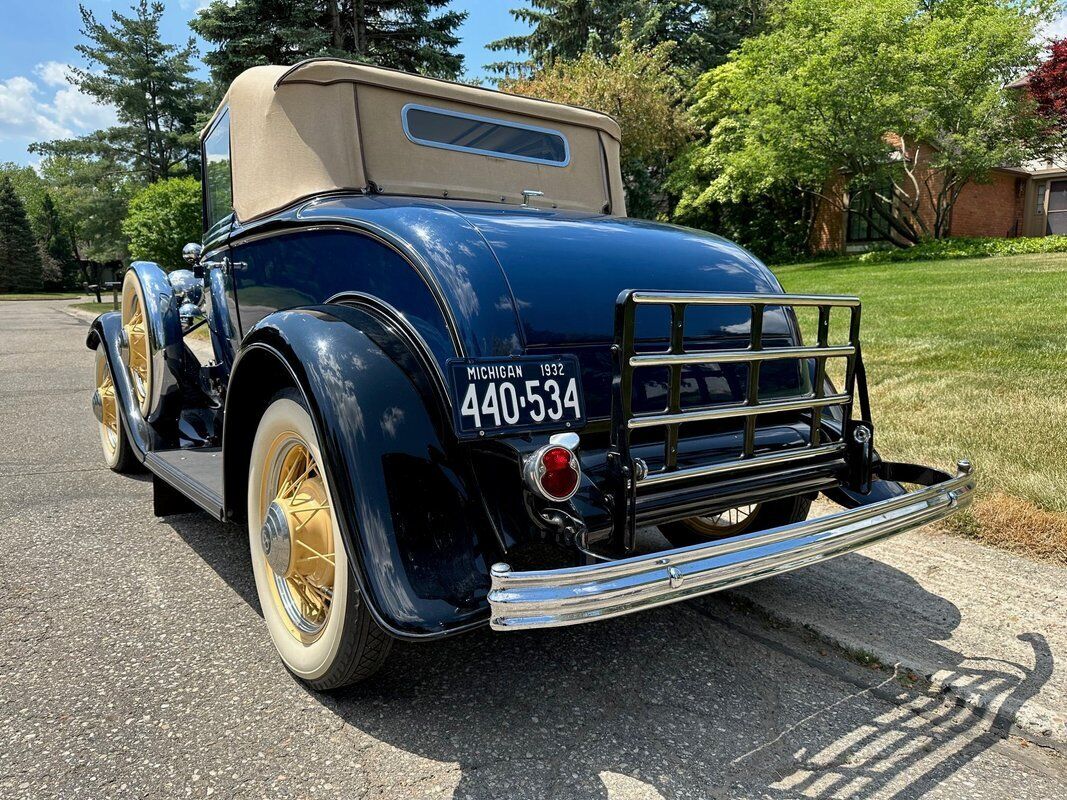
(1, 298, 1064, 799)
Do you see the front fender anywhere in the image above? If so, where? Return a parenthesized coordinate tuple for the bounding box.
(224, 304, 498, 639)
(86, 312, 155, 459)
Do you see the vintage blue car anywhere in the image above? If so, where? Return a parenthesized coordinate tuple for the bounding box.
(88, 60, 975, 689)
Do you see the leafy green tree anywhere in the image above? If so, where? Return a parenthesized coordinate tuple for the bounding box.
(40, 153, 132, 265)
(501, 29, 692, 217)
(31, 1, 206, 183)
(0, 178, 44, 293)
(0, 163, 48, 238)
(0, 166, 79, 288)
(676, 0, 1052, 245)
(40, 194, 79, 289)
(192, 0, 467, 93)
(488, 1, 768, 77)
(122, 177, 203, 272)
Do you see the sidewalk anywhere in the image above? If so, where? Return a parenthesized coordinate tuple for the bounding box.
(725, 503, 1067, 747)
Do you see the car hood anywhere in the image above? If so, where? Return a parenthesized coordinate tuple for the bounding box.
(446, 204, 783, 348)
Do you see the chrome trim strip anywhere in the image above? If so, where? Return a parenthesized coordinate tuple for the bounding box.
(638, 443, 846, 487)
(488, 461, 975, 630)
(628, 393, 851, 430)
(631, 291, 861, 308)
(630, 344, 855, 368)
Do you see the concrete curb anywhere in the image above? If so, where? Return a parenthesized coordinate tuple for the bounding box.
(737, 591, 1067, 750)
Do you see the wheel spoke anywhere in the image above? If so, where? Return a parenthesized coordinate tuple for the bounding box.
(295, 538, 335, 566)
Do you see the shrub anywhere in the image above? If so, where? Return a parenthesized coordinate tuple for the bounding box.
(122, 177, 202, 272)
(854, 235, 1067, 264)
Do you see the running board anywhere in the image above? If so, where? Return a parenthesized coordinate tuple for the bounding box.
(144, 448, 225, 520)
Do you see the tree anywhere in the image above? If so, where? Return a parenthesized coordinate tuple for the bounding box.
(31, 1, 206, 183)
(0, 163, 48, 238)
(676, 0, 1051, 245)
(122, 177, 202, 272)
(40, 153, 132, 266)
(1027, 37, 1067, 159)
(487, 1, 768, 78)
(501, 29, 692, 217)
(0, 178, 44, 293)
(40, 194, 79, 290)
(192, 0, 467, 92)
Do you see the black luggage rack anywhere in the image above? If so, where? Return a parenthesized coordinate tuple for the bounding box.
(608, 290, 871, 551)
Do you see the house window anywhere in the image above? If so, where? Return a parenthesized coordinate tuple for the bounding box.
(202, 110, 233, 229)
(402, 104, 570, 167)
(1046, 180, 1067, 234)
(1036, 182, 1047, 214)
(846, 185, 892, 243)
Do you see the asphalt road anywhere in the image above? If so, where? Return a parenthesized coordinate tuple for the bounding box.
(1, 298, 1064, 799)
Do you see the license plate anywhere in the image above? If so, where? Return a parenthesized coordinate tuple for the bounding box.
(447, 356, 586, 439)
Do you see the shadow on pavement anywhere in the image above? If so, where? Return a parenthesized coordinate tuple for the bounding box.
(164, 512, 1051, 799)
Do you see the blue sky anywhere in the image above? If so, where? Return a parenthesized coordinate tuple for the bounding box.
(0, 0, 529, 165)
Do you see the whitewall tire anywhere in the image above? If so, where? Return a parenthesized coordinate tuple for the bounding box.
(247, 390, 391, 689)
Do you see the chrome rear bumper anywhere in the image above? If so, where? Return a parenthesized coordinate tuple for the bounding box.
(488, 460, 975, 631)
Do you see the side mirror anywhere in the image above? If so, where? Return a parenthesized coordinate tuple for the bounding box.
(182, 242, 203, 265)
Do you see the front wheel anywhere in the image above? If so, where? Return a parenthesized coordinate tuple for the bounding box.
(658, 495, 812, 548)
(247, 389, 391, 690)
(93, 346, 138, 473)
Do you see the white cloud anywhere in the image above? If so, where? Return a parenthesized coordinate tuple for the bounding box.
(1040, 14, 1067, 43)
(34, 61, 73, 88)
(0, 63, 117, 147)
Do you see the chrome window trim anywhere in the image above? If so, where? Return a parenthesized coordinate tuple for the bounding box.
(202, 108, 234, 230)
(401, 102, 571, 168)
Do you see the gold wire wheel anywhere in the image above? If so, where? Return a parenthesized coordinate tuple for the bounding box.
(687, 503, 761, 538)
(95, 349, 120, 461)
(121, 273, 153, 416)
(259, 434, 337, 641)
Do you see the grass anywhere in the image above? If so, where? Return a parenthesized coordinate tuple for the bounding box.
(0, 292, 81, 300)
(72, 301, 120, 314)
(70, 301, 210, 341)
(773, 252, 1067, 563)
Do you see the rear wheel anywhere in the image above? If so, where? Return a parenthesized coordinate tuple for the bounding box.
(659, 496, 812, 548)
(93, 346, 138, 473)
(247, 390, 391, 690)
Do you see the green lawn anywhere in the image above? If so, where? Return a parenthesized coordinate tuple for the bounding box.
(1, 292, 81, 300)
(72, 301, 120, 314)
(71, 301, 209, 340)
(773, 253, 1067, 536)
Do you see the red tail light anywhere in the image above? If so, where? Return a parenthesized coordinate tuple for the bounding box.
(524, 444, 581, 501)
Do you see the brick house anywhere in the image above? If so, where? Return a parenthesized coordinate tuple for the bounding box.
(810, 151, 1067, 253)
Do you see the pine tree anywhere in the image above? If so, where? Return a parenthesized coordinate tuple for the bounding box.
(31, 1, 206, 183)
(192, 0, 468, 92)
(488, 1, 768, 77)
(0, 178, 44, 294)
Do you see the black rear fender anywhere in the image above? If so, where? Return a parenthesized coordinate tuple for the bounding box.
(223, 304, 497, 639)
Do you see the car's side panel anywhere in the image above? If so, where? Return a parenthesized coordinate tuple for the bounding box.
(225, 304, 498, 638)
(229, 200, 527, 367)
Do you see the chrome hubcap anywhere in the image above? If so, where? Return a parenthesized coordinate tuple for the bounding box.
(261, 500, 293, 576)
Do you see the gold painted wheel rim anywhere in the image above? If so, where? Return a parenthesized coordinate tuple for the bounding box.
(687, 503, 760, 538)
(95, 352, 119, 459)
(259, 434, 336, 642)
(121, 274, 152, 416)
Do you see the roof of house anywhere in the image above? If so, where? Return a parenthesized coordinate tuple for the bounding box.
(202, 60, 626, 223)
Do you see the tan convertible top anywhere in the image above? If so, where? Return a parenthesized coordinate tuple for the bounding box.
(203, 59, 626, 222)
